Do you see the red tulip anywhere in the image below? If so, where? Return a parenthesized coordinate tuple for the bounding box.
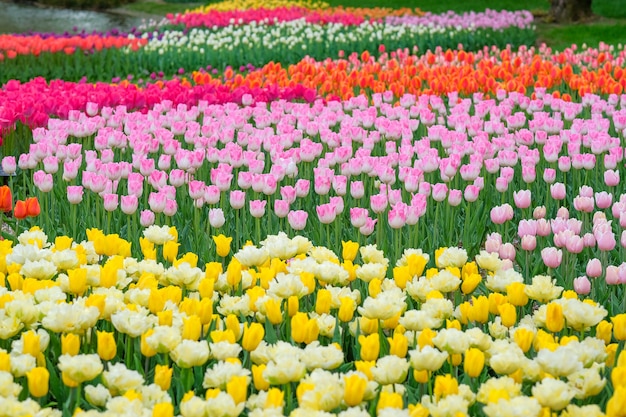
(25, 197, 40, 217)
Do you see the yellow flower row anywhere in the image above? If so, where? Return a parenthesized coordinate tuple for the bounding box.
(191, 0, 330, 12)
(0, 226, 625, 417)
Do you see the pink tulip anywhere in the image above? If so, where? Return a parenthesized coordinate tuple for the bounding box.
(148, 192, 167, 213)
(188, 180, 205, 200)
(103, 193, 119, 212)
(558, 156, 571, 172)
(586, 258, 602, 278)
(67, 185, 84, 205)
(295, 179, 310, 197)
(164, 199, 177, 217)
(619, 263, 626, 284)
(209, 208, 225, 228)
(33, 170, 53, 193)
(485, 232, 502, 253)
(250, 200, 267, 218)
(359, 217, 377, 236)
(280, 186, 297, 204)
(140, 210, 155, 227)
(604, 169, 620, 187)
(448, 189, 462, 207)
(565, 234, 584, 253)
(370, 194, 388, 214)
(148, 170, 168, 190)
(513, 189, 531, 209)
(43, 156, 59, 174)
(550, 183, 566, 200)
(521, 235, 537, 251)
(541, 247, 562, 268)
(517, 219, 537, 237)
(495, 177, 509, 193)
(350, 181, 365, 199)
(573, 196, 594, 213)
(418, 181, 431, 196)
(490, 204, 513, 224)
(274, 200, 290, 218)
(350, 207, 369, 228)
(120, 195, 138, 215)
(595, 230, 616, 251)
(229, 190, 245, 209)
(158, 154, 171, 171)
(583, 233, 596, 247)
(556, 207, 569, 219)
(139, 158, 155, 176)
(573, 276, 591, 295)
(542, 168, 556, 184)
(464, 185, 480, 202)
(431, 183, 448, 202)
(169, 169, 186, 187)
(287, 210, 308, 230)
(498, 243, 516, 261)
(533, 206, 546, 219)
(388, 204, 407, 229)
(594, 191, 613, 209)
(204, 185, 221, 205)
(316, 203, 337, 224)
(606, 265, 620, 285)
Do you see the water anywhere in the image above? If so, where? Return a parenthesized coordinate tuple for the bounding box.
(0, 2, 145, 34)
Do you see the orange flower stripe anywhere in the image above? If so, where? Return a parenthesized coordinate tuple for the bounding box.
(0, 34, 147, 59)
(191, 46, 626, 100)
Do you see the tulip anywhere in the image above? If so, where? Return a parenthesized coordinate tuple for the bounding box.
(541, 247, 562, 268)
(343, 373, 368, 407)
(212, 234, 232, 257)
(434, 374, 459, 400)
(68, 267, 88, 295)
(612, 314, 626, 341)
(227, 375, 249, 404)
(513, 327, 534, 353)
(287, 210, 308, 230)
(358, 334, 380, 361)
(61, 333, 80, 356)
(154, 364, 173, 391)
(26, 367, 49, 397)
(573, 276, 591, 295)
(463, 348, 485, 378)
(498, 303, 517, 327)
(242, 323, 264, 351)
(96, 331, 117, 361)
(0, 185, 12, 212)
(208, 208, 226, 228)
(546, 302, 565, 333)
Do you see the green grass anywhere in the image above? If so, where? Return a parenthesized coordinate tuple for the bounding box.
(538, 22, 626, 50)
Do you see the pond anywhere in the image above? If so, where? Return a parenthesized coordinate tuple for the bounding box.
(0, 1, 145, 34)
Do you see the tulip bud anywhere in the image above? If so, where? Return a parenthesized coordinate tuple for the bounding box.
(242, 323, 264, 352)
(463, 348, 485, 378)
(97, 331, 117, 361)
(26, 367, 49, 397)
(154, 364, 173, 391)
(546, 302, 565, 333)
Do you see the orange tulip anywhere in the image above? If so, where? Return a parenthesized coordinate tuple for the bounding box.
(13, 200, 28, 220)
(25, 197, 40, 217)
(0, 186, 11, 213)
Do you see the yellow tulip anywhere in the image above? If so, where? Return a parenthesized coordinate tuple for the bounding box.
(612, 366, 626, 388)
(469, 296, 489, 323)
(264, 298, 283, 325)
(387, 332, 408, 358)
(198, 299, 213, 325)
(304, 317, 320, 344)
(265, 388, 284, 408)
(461, 273, 481, 295)
(210, 330, 236, 344)
(158, 310, 173, 327)
(26, 367, 49, 397)
(606, 386, 626, 417)
(343, 373, 367, 407)
(22, 331, 41, 357)
(546, 302, 565, 333)
(152, 402, 174, 417)
(611, 314, 626, 341)
(226, 375, 249, 404)
(300, 271, 316, 294)
(287, 295, 299, 317)
(360, 316, 379, 335)
(67, 268, 88, 296)
(0, 351, 11, 371)
(393, 266, 411, 289)
(226, 258, 243, 288)
(154, 364, 173, 391)
(407, 254, 428, 277)
(417, 328, 436, 348)
(61, 333, 80, 356)
(97, 331, 117, 361)
(252, 364, 269, 391)
(242, 323, 265, 352)
(291, 312, 308, 344)
(54, 236, 73, 251)
(162, 240, 179, 263)
(315, 288, 331, 315)
(434, 374, 459, 400)
(596, 320, 613, 345)
(513, 328, 535, 353)
(182, 316, 202, 341)
(488, 292, 507, 315)
(358, 334, 380, 361)
(141, 330, 157, 357)
(354, 360, 374, 380)
(7, 272, 23, 291)
(413, 369, 429, 383)
(213, 234, 233, 257)
(463, 348, 485, 378)
(376, 392, 403, 413)
(341, 240, 359, 262)
(506, 282, 528, 306)
(368, 278, 382, 298)
(498, 303, 517, 328)
(198, 277, 215, 299)
(338, 296, 355, 322)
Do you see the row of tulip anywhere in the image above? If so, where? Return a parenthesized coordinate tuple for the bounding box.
(0, 226, 625, 417)
(3, 89, 626, 299)
(2, 44, 626, 144)
(165, 8, 533, 31)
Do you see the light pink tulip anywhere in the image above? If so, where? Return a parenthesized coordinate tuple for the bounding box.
(541, 247, 562, 268)
(513, 189, 531, 209)
(595, 191, 613, 209)
(209, 208, 225, 228)
(229, 190, 245, 209)
(350, 207, 368, 228)
(498, 243, 516, 261)
(521, 235, 537, 251)
(274, 200, 290, 218)
(67, 185, 84, 205)
(359, 217, 377, 236)
(33, 170, 53, 193)
(550, 183, 566, 200)
(606, 265, 620, 285)
(533, 206, 546, 219)
(573, 276, 591, 295)
(586, 258, 602, 278)
(121, 195, 138, 215)
(490, 204, 513, 225)
(164, 199, 177, 217)
(604, 169, 620, 186)
(103, 193, 119, 212)
(140, 210, 155, 227)
(288, 210, 308, 230)
(250, 200, 267, 218)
